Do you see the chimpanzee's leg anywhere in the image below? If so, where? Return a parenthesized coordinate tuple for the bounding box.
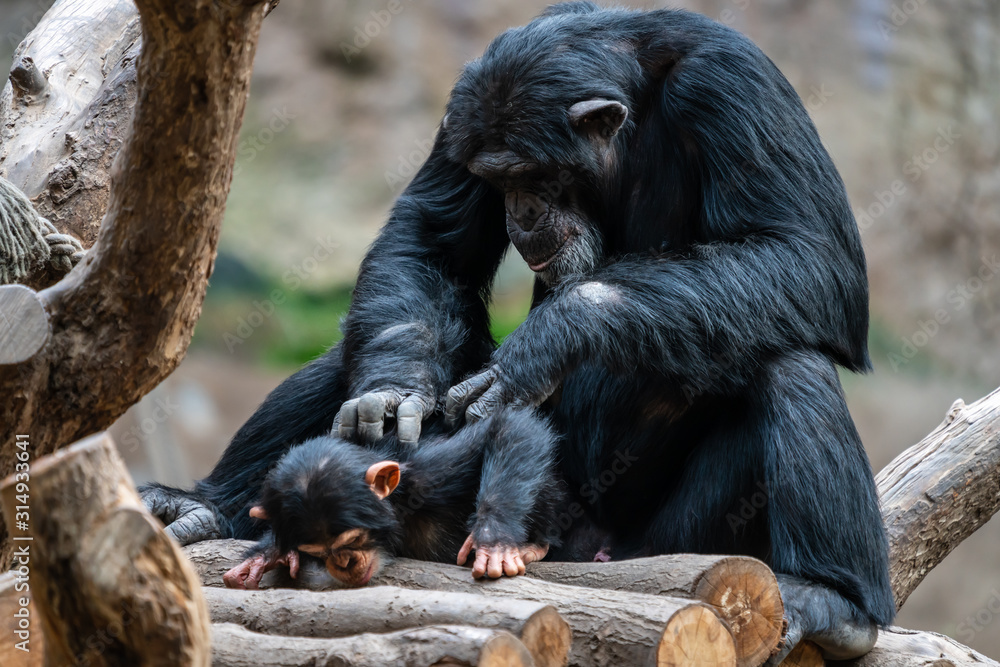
(751, 351, 892, 661)
(638, 350, 893, 661)
(141, 346, 347, 544)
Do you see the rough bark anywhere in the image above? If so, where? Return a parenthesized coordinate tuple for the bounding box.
(525, 555, 783, 667)
(876, 389, 1000, 609)
(0, 0, 268, 568)
(202, 586, 570, 667)
(0, 0, 141, 289)
(211, 622, 534, 667)
(185, 541, 739, 667)
(0, 433, 210, 666)
(839, 627, 999, 667)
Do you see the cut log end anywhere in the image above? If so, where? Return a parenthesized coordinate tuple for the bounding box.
(0, 284, 49, 365)
(520, 606, 572, 667)
(478, 630, 537, 667)
(693, 557, 784, 667)
(779, 641, 823, 667)
(657, 604, 737, 667)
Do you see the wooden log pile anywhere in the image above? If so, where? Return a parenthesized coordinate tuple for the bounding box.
(0, 391, 998, 665)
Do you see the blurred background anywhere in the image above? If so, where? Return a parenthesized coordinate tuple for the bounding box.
(4, 0, 999, 654)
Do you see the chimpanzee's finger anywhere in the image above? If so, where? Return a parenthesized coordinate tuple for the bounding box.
(223, 562, 248, 589)
(445, 369, 496, 426)
(287, 551, 300, 579)
(515, 553, 526, 575)
(337, 398, 359, 440)
(502, 549, 520, 577)
(396, 394, 426, 446)
(472, 549, 490, 579)
(357, 391, 402, 443)
(457, 534, 476, 566)
(248, 556, 271, 591)
(465, 381, 506, 423)
(486, 549, 504, 579)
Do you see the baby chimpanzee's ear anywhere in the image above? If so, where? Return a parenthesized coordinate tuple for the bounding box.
(365, 461, 401, 499)
(249, 506, 268, 520)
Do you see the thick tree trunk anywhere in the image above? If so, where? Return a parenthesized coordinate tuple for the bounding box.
(0, 0, 267, 568)
(211, 622, 535, 667)
(0, 433, 210, 666)
(202, 586, 570, 667)
(524, 555, 783, 667)
(876, 389, 1000, 609)
(0, 1, 140, 279)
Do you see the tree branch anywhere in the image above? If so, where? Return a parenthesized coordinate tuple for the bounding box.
(0, 0, 268, 567)
(876, 388, 1000, 609)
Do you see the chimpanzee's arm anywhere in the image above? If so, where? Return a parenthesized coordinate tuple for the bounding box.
(447, 235, 869, 418)
(337, 135, 508, 444)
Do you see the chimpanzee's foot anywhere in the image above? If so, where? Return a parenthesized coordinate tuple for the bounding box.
(139, 483, 226, 546)
(766, 575, 879, 665)
(223, 550, 300, 590)
(457, 535, 549, 579)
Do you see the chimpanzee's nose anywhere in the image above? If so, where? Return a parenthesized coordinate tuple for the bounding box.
(506, 191, 548, 232)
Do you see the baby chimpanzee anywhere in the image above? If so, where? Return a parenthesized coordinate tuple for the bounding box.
(223, 408, 564, 589)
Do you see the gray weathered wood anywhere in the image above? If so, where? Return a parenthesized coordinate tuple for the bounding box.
(202, 586, 570, 667)
(211, 622, 534, 667)
(877, 389, 1000, 610)
(185, 540, 738, 667)
(844, 626, 999, 667)
(0, 0, 141, 287)
(0, 284, 49, 363)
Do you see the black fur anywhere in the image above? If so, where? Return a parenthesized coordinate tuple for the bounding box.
(255, 409, 564, 563)
(144, 3, 894, 635)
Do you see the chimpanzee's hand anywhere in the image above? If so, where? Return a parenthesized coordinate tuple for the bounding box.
(457, 534, 549, 579)
(336, 388, 435, 446)
(445, 363, 558, 426)
(223, 550, 300, 590)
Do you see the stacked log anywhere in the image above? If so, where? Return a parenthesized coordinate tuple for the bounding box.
(188, 540, 777, 666)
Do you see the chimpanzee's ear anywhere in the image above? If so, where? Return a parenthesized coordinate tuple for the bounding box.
(568, 99, 629, 142)
(365, 461, 401, 500)
(249, 506, 268, 520)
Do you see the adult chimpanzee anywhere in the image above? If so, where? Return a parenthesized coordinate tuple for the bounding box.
(143, 2, 894, 661)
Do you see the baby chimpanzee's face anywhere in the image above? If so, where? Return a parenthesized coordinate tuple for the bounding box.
(297, 527, 382, 587)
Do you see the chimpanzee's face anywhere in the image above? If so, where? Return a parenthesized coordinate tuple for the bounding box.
(443, 24, 632, 284)
(459, 98, 626, 285)
(297, 528, 382, 587)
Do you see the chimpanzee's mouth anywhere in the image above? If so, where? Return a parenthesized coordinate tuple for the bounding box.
(525, 237, 570, 272)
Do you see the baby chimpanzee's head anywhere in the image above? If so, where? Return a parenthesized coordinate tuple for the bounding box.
(250, 437, 402, 587)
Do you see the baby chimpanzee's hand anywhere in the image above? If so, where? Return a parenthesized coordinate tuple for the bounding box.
(223, 550, 300, 590)
(457, 534, 548, 579)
